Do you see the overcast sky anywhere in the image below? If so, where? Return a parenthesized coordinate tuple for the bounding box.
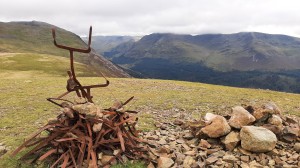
(1, 0, 300, 37)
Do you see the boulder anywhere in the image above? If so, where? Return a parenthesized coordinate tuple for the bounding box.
(229, 106, 255, 129)
(252, 102, 281, 121)
(223, 131, 240, 151)
(240, 126, 277, 152)
(201, 115, 231, 138)
(157, 156, 174, 168)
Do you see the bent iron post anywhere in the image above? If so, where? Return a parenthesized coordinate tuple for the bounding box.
(50, 26, 109, 103)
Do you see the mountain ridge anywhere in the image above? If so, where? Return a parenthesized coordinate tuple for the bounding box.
(103, 32, 300, 93)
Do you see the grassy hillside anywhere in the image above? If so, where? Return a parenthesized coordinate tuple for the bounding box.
(0, 21, 130, 78)
(0, 53, 98, 78)
(1, 75, 300, 167)
(0, 21, 84, 55)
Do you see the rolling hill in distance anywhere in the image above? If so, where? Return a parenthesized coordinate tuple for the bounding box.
(0, 21, 129, 78)
(82, 35, 141, 55)
(95, 32, 300, 93)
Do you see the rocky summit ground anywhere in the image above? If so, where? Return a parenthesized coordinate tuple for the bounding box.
(139, 103, 300, 168)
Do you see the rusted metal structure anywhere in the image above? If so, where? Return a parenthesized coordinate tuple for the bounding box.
(12, 27, 148, 167)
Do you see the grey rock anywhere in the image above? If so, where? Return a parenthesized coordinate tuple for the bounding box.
(240, 126, 277, 152)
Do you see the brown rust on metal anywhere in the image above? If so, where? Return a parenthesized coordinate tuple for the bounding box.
(12, 26, 149, 167)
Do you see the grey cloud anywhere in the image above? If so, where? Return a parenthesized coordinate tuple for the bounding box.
(1, 0, 300, 37)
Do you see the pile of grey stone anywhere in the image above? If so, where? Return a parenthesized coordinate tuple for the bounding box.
(142, 102, 300, 168)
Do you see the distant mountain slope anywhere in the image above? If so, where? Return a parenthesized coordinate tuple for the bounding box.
(105, 32, 300, 93)
(81, 35, 141, 55)
(0, 21, 130, 77)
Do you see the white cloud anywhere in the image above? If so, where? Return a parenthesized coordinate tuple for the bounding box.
(1, 0, 300, 37)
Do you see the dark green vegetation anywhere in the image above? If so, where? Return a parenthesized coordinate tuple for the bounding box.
(0, 21, 129, 77)
(104, 32, 300, 93)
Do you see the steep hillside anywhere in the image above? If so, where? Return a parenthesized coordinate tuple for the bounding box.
(82, 35, 140, 55)
(105, 32, 300, 93)
(0, 21, 130, 77)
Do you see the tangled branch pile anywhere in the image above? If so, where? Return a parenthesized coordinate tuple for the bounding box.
(12, 97, 149, 167)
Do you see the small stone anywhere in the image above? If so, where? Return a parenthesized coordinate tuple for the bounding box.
(181, 144, 191, 152)
(157, 146, 171, 154)
(206, 156, 218, 165)
(63, 107, 74, 118)
(294, 143, 300, 152)
(223, 131, 240, 151)
(158, 138, 167, 145)
(282, 126, 299, 142)
(268, 115, 283, 126)
(184, 150, 196, 156)
(240, 126, 277, 152)
(183, 156, 195, 168)
(160, 130, 168, 136)
(229, 106, 255, 129)
(238, 147, 252, 155)
(176, 139, 185, 144)
(113, 149, 120, 156)
(101, 155, 114, 165)
(223, 154, 238, 163)
(175, 153, 185, 165)
(241, 155, 250, 162)
(183, 132, 194, 140)
(249, 160, 263, 168)
(268, 159, 275, 166)
(215, 158, 223, 166)
(210, 150, 226, 158)
(206, 148, 220, 155)
(199, 139, 211, 149)
(173, 119, 184, 126)
(92, 123, 102, 132)
(157, 156, 174, 168)
(262, 124, 283, 135)
(240, 163, 250, 168)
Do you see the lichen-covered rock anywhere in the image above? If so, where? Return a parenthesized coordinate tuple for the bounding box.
(201, 115, 231, 138)
(240, 126, 277, 152)
(229, 106, 255, 129)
